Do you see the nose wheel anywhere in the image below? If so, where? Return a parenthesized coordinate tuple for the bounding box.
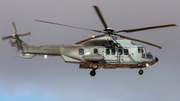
(90, 70, 96, 76)
(139, 69, 144, 75)
(90, 64, 98, 76)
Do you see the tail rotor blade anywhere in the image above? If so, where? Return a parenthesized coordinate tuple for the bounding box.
(19, 31, 31, 36)
(2, 35, 12, 40)
(11, 22, 17, 34)
(2, 22, 30, 41)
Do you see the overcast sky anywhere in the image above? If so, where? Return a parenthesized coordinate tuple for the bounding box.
(0, 0, 180, 101)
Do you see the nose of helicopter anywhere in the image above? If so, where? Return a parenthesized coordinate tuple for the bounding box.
(155, 56, 159, 63)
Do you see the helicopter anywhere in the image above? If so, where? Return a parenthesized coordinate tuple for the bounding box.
(2, 6, 177, 76)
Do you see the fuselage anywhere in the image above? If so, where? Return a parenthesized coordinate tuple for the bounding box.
(12, 36, 158, 69)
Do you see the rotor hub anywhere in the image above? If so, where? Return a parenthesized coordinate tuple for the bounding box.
(103, 28, 115, 35)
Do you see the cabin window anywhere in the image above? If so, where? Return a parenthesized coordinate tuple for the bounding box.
(124, 49, 129, 55)
(118, 49, 123, 55)
(106, 49, 110, 55)
(111, 49, 115, 55)
(79, 49, 84, 55)
(94, 48, 98, 54)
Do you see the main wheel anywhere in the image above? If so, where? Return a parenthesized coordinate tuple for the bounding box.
(139, 70, 144, 75)
(90, 70, 96, 76)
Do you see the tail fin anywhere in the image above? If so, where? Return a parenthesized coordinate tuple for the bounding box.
(9, 38, 28, 52)
(2, 22, 35, 59)
(9, 38, 36, 59)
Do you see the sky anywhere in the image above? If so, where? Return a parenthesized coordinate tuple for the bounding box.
(0, 0, 180, 101)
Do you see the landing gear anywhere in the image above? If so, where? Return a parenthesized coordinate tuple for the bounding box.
(90, 63, 98, 76)
(139, 69, 144, 75)
(92, 64, 98, 69)
(90, 70, 96, 76)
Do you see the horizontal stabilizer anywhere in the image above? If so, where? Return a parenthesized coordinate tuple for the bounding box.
(18, 53, 36, 59)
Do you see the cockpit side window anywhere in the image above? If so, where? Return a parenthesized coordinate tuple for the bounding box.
(124, 49, 129, 55)
(111, 49, 115, 55)
(138, 48, 140, 53)
(138, 48, 144, 54)
(106, 49, 110, 55)
(138, 47, 145, 58)
(141, 49, 144, 54)
(94, 48, 98, 54)
(79, 49, 84, 55)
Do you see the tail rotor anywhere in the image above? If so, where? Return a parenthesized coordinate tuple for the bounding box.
(2, 22, 31, 40)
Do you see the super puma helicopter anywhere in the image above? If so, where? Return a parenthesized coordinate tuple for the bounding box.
(2, 6, 177, 76)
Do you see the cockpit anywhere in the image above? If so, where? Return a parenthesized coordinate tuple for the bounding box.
(138, 47, 153, 59)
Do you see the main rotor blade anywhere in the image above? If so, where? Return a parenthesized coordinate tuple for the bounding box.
(2, 35, 12, 40)
(75, 35, 104, 44)
(115, 24, 177, 33)
(11, 22, 17, 34)
(35, 20, 102, 33)
(93, 6, 108, 30)
(114, 34, 162, 49)
(19, 31, 31, 36)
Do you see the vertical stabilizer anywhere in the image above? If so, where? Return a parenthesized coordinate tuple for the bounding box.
(9, 38, 28, 53)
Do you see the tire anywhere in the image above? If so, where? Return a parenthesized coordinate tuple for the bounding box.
(139, 70, 144, 75)
(90, 71, 96, 76)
